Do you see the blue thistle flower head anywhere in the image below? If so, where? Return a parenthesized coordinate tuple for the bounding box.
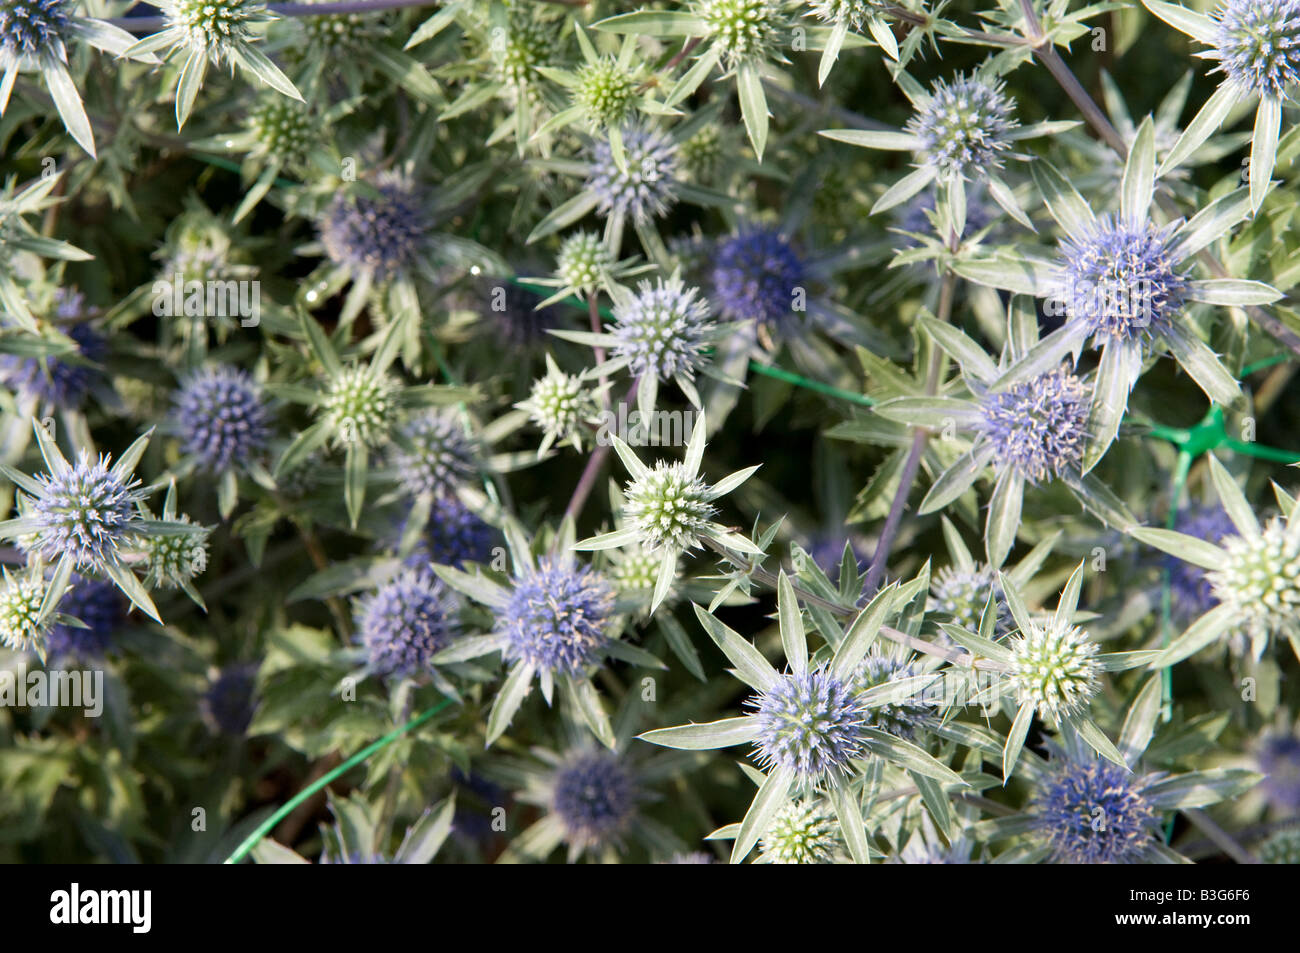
(1164, 504, 1235, 621)
(905, 73, 1018, 183)
(1212, 0, 1300, 98)
(0, 0, 69, 58)
(422, 495, 496, 569)
(45, 575, 124, 660)
(978, 364, 1089, 484)
(550, 749, 640, 851)
(1058, 214, 1190, 347)
(1, 321, 107, 410)
(611, 275, 714, 381)
(586, 125, 680, 225)
(3, 290, 103, 407)
(320, 175, 430, 281)
(851, 654, 932, 740)
(499, 556, 614, 677)
(174, 365, 272, 473)
(31, 450, 144, 568)
(355, 570, 456, 676)
(390, 411, 477, 499)
(202, 663, 259, 735)
(1034, 759, 1158, 864)
(711, 227, 806, 327)
(749, 664, 869, 782)
(1256, 732, 1300, 813)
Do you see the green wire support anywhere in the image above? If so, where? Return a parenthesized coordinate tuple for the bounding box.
(224, 697, 454, 864)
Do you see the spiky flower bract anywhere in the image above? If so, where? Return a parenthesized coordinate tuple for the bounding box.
(549, 749, 640, 852)
(142, 513, 210, 589)
(1165, 504, 1235, 621)
(0, 570, 48, 653)
(1008, 617, 1102, 720)
(758, 799, 845, 864)
(556, 231, 613, 294)
(749, 664, 870, 782)
(174, 365, 271, 473)
(696, 0, 784, 65)
(499, 556, 614, 677)
(611, 276, 713, 382)
(1034, 759, 1158, 864)
(355, 570, 456, 676)
(321, 366, 400, 449)
(320, 176, 430, 282)
(44, 575, 123, 660)
(978, 365, 1089, 484)
(711, 227, 805, 327)
(390, 411, 476, 499)
(31, 450, 144, 569)
(1211, 0, 1300, 98)
(905, 74, 1018, 183)
(586, 126, 680, 225)
(1058, 216, 1190, 348)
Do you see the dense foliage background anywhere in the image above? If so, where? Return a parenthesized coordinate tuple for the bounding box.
(1, 0, 1298, 864)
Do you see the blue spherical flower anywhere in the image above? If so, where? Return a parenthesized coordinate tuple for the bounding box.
(202, 663, 259, 735)
(1257, 732, 1300, 813)
(0, 0, 69, 57)
(978, 364, 1089, 484)
(174, 365, 271, 472)
(711, 227, 806, 327)
(499, 557, 614, 677)
(320, 175, 430, 281)
(1212, 0, 1300, 98)
(1034, 759, 1158, 864)
(1, 311, 107, 410)
(851, 655, 932, 740)
(1165, 504, 1235, 621)
(31, 451, 143, 568)
(550, 750, 640, 850)
(749, 664, 869, 782)
(1058, 215, 1190, 347)
(610, 275, 713, 381)
(905, 73, 1018, 183)
(586, 125, 680, 225)
(45, 575, 124, 660)
(391, 411, 477, 499)
(424, 496, 496, 568)
(355, 570, 456, 676)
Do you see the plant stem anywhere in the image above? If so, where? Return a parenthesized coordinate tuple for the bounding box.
(862, 264, 958, 595)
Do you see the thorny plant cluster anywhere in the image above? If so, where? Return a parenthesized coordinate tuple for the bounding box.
(1, 0, 1299, 864)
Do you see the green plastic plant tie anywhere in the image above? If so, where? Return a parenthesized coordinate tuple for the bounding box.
(223, 697, 454, 865)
